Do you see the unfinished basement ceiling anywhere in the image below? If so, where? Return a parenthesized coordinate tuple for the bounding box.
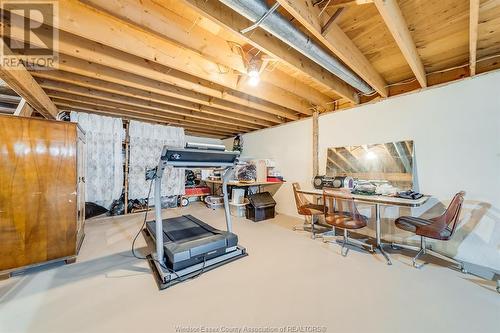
(2, 0, 500, 138)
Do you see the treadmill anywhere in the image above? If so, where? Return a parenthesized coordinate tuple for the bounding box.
(142, 143, 247, 290)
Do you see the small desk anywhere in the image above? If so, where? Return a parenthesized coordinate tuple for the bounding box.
(297, 188, 430, 265)
(203, 179, 284, 194)
(204, 180, 285, 187)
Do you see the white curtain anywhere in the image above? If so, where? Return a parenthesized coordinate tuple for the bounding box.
(70, 112, 124, 208)
(128, 121, 185, 200)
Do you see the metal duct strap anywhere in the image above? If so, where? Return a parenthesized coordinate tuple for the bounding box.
(218, 0, 374, 94)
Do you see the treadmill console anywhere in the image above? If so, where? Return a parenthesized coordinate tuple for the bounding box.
(160, 146, 240, 168)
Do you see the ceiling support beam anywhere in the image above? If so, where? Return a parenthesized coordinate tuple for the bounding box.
(7, 0, 307, 117)
(43, 86, 258, 131)
(36, 77, 265, 130)
(3, 20, 296, 121)
(54, 99, 241, 137)
(47, 91, 251, 134)
(13, 98, 34, 117)
(469, 0, 480, 76)
(0, 40, 58, 118)
(32, 55, 284, 127)
(80, 0, 330, 110)
(182, 0, 360, 104)
(274, 0, 388, 97)
(0, 93, 21, 104)
(374, 0, 427, 88)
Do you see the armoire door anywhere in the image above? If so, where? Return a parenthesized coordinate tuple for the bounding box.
(76, 127, 86, 252)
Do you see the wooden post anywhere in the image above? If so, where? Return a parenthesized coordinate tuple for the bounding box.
(0, 40, 58, 118)
(313, 110, 319, 177)
(124, 121, 130, 214)
(13, 98, 34, 117)
(469, 0, 480, 76)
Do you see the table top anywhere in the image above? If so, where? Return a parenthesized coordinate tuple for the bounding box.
(203, 179, 285, 187)
(297, 187, 430, 207)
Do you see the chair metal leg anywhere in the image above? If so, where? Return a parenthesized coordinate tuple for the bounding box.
(393, 237, 467, 272)
(293, 214, 312, 231)
(348, 236, 374, 253)
(320, 229, 337, 241)
(391, 242, 420, 251)
(341, 229, 349, 257)
(311, 215, 317, 239)
(413, 247, 425, 268)
(325, 229, 373, 257)
(412, 237, 426, 268)
(426, 249, 467, 273)
(292, 222, 312, 231)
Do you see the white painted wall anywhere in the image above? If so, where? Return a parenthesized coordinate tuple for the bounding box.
(227, 71, 500, 270)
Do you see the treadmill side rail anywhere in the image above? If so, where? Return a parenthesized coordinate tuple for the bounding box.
(146, 246, 247, 290)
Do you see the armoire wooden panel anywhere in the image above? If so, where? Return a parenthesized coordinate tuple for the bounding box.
(0, 115, 85, 273)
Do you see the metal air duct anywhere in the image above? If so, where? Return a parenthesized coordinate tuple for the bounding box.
(218, 0, 374, 94)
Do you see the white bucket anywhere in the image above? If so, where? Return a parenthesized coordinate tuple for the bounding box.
(229, 200, 248, 217)
(232, 189, 245, 204)
(205, 196, 224, 210)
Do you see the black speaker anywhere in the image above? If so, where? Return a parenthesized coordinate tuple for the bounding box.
(314, 176, 355, 189)
(313, 176, 324, 189)
(313, 176, 334, 189)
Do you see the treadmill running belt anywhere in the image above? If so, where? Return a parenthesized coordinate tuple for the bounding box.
(145, 215, 239, 271)
(162, 220, 213, 243)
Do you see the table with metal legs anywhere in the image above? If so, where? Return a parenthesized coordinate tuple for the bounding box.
(375, 203, 392, 265)
(296, 188, 430, 265)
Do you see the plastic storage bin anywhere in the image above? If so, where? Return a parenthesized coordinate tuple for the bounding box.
(246, 192, 276, 222)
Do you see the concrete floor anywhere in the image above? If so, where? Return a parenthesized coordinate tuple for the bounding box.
(0, 203, 498, 333)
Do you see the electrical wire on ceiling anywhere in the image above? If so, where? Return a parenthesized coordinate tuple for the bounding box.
(318, 0, 332, 17)
(265, 60, 280, 72)
(313, 0, 329, 7)
(216, 63, 231, 74)
(226, 41, 265, 70)
(187, 16, 201, 35)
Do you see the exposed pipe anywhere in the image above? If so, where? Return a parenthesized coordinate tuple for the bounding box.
(218, 0, 374, 94)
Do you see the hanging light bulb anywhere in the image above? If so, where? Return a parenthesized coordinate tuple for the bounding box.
(365, 150, 377, 160)
(247, 61, 260, 87)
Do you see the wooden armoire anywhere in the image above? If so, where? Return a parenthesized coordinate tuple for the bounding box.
(0, 115, 86, 277)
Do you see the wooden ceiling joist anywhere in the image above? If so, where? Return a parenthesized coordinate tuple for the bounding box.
(469, 0, 480, 76)
(8, 1, 311, 118)
(48, 92, 251, 134)
(182, 0, 360, 104)
(42, 85, 259, 131)
(53, 99, 241, 137)
(31, 56, 283, 125)
(80, 0, 332, 110)
(0, 40, 58, 118)
(0, 93, 20, 104)
(374, 0, 427, 88)
(4, 20, 298, 122)
(36, 77, 266, 130)
(274, 0, 388, 97)
(0, 0, 497, 138)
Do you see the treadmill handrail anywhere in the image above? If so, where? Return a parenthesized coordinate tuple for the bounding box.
(166, 161, 235, 168)
(152, 145, 238, 266)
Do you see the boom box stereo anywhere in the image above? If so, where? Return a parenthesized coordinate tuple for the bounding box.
(313, 176, 355, 190)
(313, 176, 334, 189)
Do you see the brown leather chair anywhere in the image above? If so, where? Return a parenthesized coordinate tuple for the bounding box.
(322, 189, 374, 256)
(292, 183, 325, 238)
(393, 191, 466, 270)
